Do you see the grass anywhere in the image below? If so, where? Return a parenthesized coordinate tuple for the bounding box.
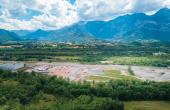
(87, 75, 113, 82)
(105, 70, 138, 80)
(104, 56, 169, 66)
(86, 69, 139, 82)
(125, 101, 170, 110)
(55, 56, 80, 60)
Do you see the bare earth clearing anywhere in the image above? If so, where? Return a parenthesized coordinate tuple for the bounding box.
(0, 61, 170, 82)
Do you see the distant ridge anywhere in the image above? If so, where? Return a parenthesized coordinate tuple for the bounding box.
(0, 29, 20, 42)
(83, 8, 170, 41)
(1, 8, 170, 42)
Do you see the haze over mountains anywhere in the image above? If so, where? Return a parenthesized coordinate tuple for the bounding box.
(1, 8, 170, 43)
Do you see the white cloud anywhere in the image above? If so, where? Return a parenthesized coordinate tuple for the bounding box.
(0, 0, 169, 30)
(131, 0, 165, 13)
(76, 0, 131, 21)
(30, 0, 79, 30)
(0, 0, 79, 30)
(164, 0, 170, 7)
(76, 0, 169, 21)
(0, 15, 40, 30)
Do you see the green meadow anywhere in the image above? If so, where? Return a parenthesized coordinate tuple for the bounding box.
(125, 101, 170, 110)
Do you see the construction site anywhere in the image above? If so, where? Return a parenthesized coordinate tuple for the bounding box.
(0, 61, 170, 82)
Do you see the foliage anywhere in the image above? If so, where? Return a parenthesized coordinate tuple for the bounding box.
(0, 70, 170, 109)
(0, 41, 169, 67)
(128, 66, 135, 76)
(0, 70, 123, 110)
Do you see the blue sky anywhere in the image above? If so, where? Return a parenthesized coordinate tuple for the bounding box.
(69, 0, 76, 4)
(0, 0, 169, 30)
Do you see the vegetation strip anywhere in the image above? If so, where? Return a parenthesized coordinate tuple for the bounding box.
(0, 70, 170, 110)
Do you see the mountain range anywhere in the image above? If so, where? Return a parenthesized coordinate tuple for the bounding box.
(1, 8, 170, 43)
(0, 29, 21, 42)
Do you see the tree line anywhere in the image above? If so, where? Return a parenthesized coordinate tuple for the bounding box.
(0, 70, 170, 110)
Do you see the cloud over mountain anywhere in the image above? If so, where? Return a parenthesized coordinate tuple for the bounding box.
(0, 0, 169, 30)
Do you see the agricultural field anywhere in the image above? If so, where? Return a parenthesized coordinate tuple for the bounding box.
(86, 69, 139, 82)
(125, 101, 170, 110)
(103, 56, 170, 67)
(0, 41, 169, 66)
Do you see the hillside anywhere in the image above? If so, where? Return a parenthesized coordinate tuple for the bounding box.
(1, 8, 170, 42)
(12, 30, 33, 37)
(0, 29, 21, 42)
(83, 8, 170, 41)
(23, 8, 170, 42)
(24, 24, 102, 44)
